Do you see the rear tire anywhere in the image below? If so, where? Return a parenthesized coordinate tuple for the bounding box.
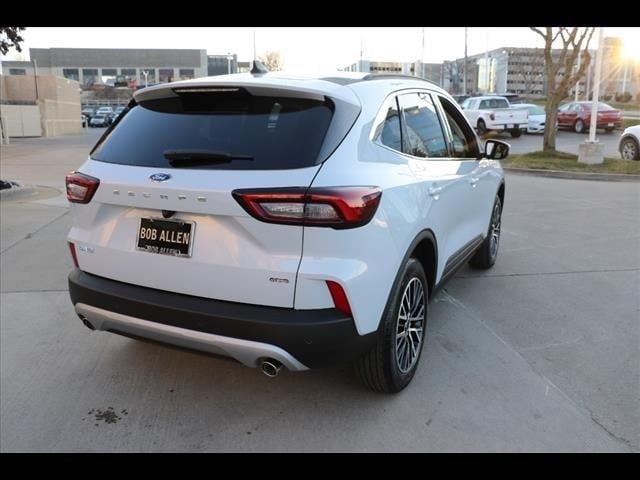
(510, 129, 522, 138)
(469, 195, 502, 270)
(354, 258, 428, 393)
(574, 119, 585, 133)
(477, 119, 487, 135)
(621, 137, 640, 160)
(604, 128, 614, 133)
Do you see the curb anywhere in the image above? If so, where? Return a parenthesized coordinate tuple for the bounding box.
(503, 167, 640, 183)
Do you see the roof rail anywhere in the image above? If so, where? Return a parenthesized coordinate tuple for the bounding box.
(361, 73, 439, 87)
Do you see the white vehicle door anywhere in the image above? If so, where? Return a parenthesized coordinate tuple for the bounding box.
(435, 94, 498, 245)
(462, 98, 480, 126)
(396, 91, 479, 282)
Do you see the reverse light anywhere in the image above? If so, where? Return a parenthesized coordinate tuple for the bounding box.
(68, 242, 79, 268)
(232, 187, 382, 229)
(326, 280, 352, 317)
(66, 172, 100, 204)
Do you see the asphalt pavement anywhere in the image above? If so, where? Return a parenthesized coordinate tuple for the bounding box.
(1, 130, 638, 452)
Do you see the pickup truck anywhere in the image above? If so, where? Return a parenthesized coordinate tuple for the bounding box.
(460, 96, 529, 138)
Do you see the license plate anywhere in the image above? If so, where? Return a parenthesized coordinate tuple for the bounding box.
(607, 123, 614, 127)
(136, 217, 195, 257)
(506, 124, 514, 129)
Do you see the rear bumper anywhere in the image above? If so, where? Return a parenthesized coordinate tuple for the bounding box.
(68, 269, 376, 370)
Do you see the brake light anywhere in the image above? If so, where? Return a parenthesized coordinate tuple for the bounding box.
(232, 187, 382, 229)
(65, 172, 100, 204)
(326, 280, 352, 317)
(68, 242, 79, 268)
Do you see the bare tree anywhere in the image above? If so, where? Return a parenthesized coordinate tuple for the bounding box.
(530, 27, 595, 153)
(258, 51, 284, 72)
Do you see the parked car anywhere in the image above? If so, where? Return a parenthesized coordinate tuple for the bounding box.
(557, 101, 622, 133)
(95, 106, 115, 125)
(89, 114, 109, 128)
(460, 95, 528, 137)
(66, 72, 507, 393)
(518, 103, 556, 134)
(618, 125, 640, 160)
(110, 106, 126, 123)
(81, 106, 96, 119)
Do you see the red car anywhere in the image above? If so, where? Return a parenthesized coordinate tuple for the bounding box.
(557, 101, 622, 133)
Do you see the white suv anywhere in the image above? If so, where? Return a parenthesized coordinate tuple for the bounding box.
(66, 70, 507, 393)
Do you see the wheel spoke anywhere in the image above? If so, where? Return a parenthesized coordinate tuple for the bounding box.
(395, 277, 426, 373)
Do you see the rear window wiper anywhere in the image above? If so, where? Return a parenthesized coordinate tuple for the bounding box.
(163, 149, 254, 167)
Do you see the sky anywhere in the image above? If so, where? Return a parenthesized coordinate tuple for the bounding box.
(2, 27, 639, 73)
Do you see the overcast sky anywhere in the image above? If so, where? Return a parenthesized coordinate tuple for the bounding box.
(2, 27, 638, 72)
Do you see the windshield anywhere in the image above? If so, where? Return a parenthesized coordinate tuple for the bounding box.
(91, 89, 335, 170)
(527, 106, 545, 115)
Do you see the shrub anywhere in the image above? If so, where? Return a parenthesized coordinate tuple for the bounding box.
(615, 92, 632, 103)
(603, 94, 613, 101)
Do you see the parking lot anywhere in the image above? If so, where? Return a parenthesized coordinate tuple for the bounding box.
(1, 130, 638, 452)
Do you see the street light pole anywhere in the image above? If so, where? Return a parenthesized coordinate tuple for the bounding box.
(588, 27, 605, 143)
(463, 27, 468, 95)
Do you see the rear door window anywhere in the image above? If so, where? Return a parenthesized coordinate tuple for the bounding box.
(398, 92, 448, 158)
(90, 88, 334, 170)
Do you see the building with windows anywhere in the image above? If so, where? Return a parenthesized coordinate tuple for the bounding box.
(340, 60, 443, 85)
(444, 47, 592, 99)
(11, 48, 210, 90)
(207, 54, 239, 76)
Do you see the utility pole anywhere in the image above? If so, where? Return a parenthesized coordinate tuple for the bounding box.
(574, 55, 580, 102)
(253, 28, 257, 61)
(588, 28, 605, 143)
(419, 27, 425, 78)
(463, 27, 468, 95)
(33, 59, 39, 101)
(621, 60, 628, 94)
(484, 31, 490, 93)
(579, 27, 605, 165)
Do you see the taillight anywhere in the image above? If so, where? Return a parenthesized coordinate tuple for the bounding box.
(232, 187, 382, 229)
(326, 280, 352, 317)
(65, 172, 100, 204)
(68, 242, 79, 268)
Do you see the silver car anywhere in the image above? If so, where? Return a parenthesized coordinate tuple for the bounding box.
(619, 125, 640, 161)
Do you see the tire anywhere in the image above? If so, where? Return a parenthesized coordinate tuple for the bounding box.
(621, 137, 640, 161)
(510, 129, 522, 138)
(604, 128, 614, 133)
(574, 119, 585, 133)
(477, 119, 487, 135)
(354, 258, 428, 393)
(469, 195, 502, 270)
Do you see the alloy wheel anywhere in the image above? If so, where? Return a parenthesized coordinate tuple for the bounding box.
(395, 277, 426, 374)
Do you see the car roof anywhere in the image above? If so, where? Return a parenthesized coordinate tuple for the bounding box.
(133, 71, 449, 106)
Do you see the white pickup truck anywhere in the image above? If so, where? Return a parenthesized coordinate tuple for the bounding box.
(460, 96, 529, 138)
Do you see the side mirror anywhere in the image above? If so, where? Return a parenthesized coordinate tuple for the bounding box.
(483, 139, 510, 160)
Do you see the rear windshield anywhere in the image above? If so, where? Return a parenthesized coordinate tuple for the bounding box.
(90, 89, 334, 170)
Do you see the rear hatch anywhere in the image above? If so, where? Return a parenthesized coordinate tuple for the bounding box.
(69, 81, 359, 308)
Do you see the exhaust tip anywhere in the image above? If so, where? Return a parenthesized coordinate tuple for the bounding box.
(78, 314, 95, 330)
(260, 359, 283, 378)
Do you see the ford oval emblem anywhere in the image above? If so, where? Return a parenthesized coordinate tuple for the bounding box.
(150, 173, 171, 182)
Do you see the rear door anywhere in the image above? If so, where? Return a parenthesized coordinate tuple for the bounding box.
(68, 87, 339, 308)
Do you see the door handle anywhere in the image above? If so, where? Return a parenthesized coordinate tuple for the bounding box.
(469, 177, 479, 187)
(428, 186, 443, 197)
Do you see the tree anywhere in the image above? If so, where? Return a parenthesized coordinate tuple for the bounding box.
(0, 27, 25, 56)
(258, 51, 284, 72)
(530, 27, 595, 153)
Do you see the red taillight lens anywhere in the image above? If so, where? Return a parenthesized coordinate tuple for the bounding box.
(232, 186, 382, 229)
(68, 242, 79, 268)
(65, 172, 100, 204)
(326, 280, 352, 317)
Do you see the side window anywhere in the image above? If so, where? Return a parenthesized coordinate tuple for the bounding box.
(398, 92, 448, 158)
(373, 97, 403, 152)
(479, 100, 490, 109)
(460, 98, 471, 110)
(558, 103, 570, 112)
(438, 96, 481, 159)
